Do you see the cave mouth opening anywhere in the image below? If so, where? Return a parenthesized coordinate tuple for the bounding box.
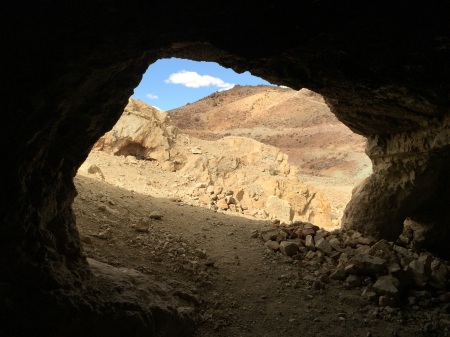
(77, 57, 372, 232)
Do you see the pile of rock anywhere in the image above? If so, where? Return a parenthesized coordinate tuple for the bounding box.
(255, 222, 450, 308)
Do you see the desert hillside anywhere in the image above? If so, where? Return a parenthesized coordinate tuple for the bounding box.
(86, 99, 333, 228)
(168, 85, 371, 179)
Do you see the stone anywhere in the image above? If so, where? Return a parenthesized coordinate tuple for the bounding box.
(190, 147, 202, 154)
(228, 204, 237, 212)
(343, 236, 357, 248)
(328, 237, 342, 251)
(356, 236, 374, 245)
(392, 245, 414, 258)
(315, 237, 332, 256)
(265, 240, 280, 251)
(345, 275, 362, 287)
(305, 235, 315, 250)
(98, 204, 119, 215)
(135, 225, 149, 233)
(87, 163, 106, 180)
(345, 254, 387, 275)
(355, 245, 370, 255)
(368, 239, 394, 260)
(429, 259, 448, 290)
(97, 231, 109, 240)
(250, 229, 259, 238)
(149, 211, 163, 220)
(330, 266, 347, 281)
(338, 253, 349, 264)
(276, 230, 288, 243)
(302, 227, 316, 237)
(279, 241, 298, 256)
(216, 198, 229, 210)
(265, 196, 292, 224)
(225, 196, 236, 205)
(372, 275, 401, 298)
(80, 235, 93, 244)
(195, 249, 207, 259)
(138, 217, 151, 227)
(406, 259, 431, 287)
(361, 289, 377, 301)
(260, 228, 279, 242)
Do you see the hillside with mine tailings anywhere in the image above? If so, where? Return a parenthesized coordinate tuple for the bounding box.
(86, 98, 334, 229)
(168, 85, 372, 180)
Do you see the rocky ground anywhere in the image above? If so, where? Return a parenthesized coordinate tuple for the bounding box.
(73, 87, 448, 336)
(74, 172, 450, 337)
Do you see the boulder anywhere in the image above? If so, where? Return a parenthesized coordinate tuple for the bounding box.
(265, 240, 280, 251)
(345, 254, 387, 275)
(265, 196, 292, 224)
(373, 275, 401, 299)
(260, 228, 279, 242)
(406, 255, 433, 287)
(315, 237, 333, 256)
(279, 241, 298, 256)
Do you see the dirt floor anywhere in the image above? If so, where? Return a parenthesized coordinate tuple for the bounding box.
(74, 173, 449, 337)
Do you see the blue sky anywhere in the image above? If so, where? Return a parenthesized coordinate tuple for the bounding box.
(132, 58, 274, 111)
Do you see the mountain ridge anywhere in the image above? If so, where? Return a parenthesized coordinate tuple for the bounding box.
(168, 85, 371, 179)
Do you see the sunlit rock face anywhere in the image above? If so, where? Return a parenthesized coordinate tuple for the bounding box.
(1, 1, 449, 336)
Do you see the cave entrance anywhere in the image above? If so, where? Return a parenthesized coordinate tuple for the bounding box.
(78, 58, 371, 231)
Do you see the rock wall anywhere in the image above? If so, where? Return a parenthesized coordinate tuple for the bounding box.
(343, 116, 450, 255)
(1, 1, 449, 335)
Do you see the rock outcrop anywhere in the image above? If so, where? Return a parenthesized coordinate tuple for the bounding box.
(343, 116, 450, 251)
(94, 99, 178, 163)
(1, 2, 449, 335)
(91, 99, 332, 227)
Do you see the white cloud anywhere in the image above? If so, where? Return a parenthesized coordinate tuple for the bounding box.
(165, 70, 235, 90)
(146, 93, 158, 99)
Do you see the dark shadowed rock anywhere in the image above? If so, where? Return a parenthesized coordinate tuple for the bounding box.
(345, 254, 387, 275)
(279, 241, 299, 256)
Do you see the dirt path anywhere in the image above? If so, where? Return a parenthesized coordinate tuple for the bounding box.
(74, 175, 446, 337)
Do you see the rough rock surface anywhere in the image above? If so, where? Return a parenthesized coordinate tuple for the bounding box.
(1, 2, 449, 335)
(343, 117, 450, 250)
(94, 99, 178, 163)
(88, 99, 331, 227)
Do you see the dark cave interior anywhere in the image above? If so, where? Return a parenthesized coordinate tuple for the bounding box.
(1, 1, 449, 336)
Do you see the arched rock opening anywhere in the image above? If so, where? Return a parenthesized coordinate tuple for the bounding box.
(1, 2, 449, 336)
